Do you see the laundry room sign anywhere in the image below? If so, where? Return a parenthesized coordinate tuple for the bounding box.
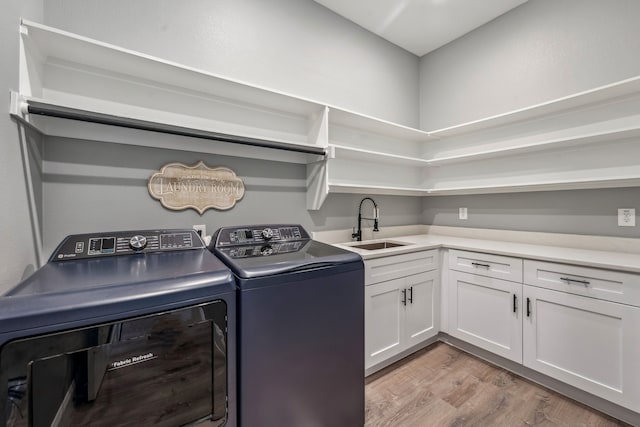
(148, 161, 245, 214)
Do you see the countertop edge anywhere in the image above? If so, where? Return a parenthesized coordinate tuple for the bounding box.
(333, 235, 640, 274)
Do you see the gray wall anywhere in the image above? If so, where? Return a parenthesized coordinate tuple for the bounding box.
(419, 0, 640, 238)
(1, 0, 424, 289)
(419, 0, 640, 130)
(422, 188, 640, 238)
(35, 0, 424, 259)
(42, 138, 422, 257)
(0, 0, 43, 292)
(44, 0, 420, 128)
(4, 0, 640, 290)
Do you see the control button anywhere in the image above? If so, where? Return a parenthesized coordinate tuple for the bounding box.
(260, 245, 274, 256)
(101, 237, 115, 253)
(88, 238, 102, 255)
(129, 235, 148, 251)
(261, 228, 274, 240)
(75, 241, 85, 253)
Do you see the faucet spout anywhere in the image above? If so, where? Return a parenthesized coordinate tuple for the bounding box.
(352, 197, 380, 241)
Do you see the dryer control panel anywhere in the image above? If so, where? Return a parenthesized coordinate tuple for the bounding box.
(51, 229, 204, 261)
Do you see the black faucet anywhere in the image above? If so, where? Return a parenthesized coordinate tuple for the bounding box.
(352, 197, 379, 241)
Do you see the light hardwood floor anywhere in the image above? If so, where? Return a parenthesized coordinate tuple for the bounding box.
(365, 342, 631, 427)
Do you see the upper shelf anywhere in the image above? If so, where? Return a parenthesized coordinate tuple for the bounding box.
(427, 114, 640, 165)
(15, 20, 440, 165)
(16, 21, 640, 159)
(17, 20, 333, 164)
(328, 106, 433, 143)
(427, 75, 640, 137)
(20, 20, 323, 118)
(329, 144, 430, 167)
(13, 20, 640, 209)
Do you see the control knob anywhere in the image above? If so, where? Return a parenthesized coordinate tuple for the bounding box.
(129, 235, 148, 251)
(261, 228, 274, 240)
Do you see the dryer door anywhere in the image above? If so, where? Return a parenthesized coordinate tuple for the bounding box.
(1, 301, 228, 427)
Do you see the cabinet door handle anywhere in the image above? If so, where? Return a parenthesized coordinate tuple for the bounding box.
(560, 277, 590, 286)
(401, 288, 407, 306)
(526, 297, 531, 317)
(408, 286, 413, 304)
(513, 294, 517, 313)
(471, 262, 491, 269)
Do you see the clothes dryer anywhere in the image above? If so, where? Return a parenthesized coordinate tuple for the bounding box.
(0, 229, 236, 427)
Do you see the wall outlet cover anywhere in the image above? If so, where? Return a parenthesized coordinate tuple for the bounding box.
(459, 207, 468, 220)
(193, 224, 207, 237)
(618, 208, 636, 227)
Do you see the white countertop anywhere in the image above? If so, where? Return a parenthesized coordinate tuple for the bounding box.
(323, 226, 640, 273)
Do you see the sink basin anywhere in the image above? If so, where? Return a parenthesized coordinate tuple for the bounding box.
(351, 241, 408, 250)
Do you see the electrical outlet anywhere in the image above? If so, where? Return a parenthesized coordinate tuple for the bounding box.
(459, 207, 468, 220)
(193, 224, 207, 238)
(618, 209, 636, 227)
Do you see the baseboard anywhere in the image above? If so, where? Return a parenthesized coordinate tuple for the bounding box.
(364, 335, 439, 377)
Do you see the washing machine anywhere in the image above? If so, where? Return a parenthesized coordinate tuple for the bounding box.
(211, 224, 364, 427)
(0, 229, 236, 427)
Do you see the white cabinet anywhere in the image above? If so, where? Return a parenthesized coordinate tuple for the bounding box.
(364, 251, 439, 373)
(448, 253, 640, 414)
(365, 277, 404, 367)
(365, 249, 438, 284)
(405, 271, 439, 349)
(447, 250, 523, 362)
(523, 259, 640, 306)
(448, 271, 522, 362)
(449, 249, 523, 282)
(523, 285, 640, 413)
(522, 260, 640, 413)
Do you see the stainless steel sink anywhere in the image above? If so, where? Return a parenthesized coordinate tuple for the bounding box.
(350, 241, 408, 250)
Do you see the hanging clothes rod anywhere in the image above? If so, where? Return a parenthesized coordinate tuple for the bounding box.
(25, 100, 327, 156)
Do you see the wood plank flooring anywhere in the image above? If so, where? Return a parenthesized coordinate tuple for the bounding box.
(365, 342, 631, 427)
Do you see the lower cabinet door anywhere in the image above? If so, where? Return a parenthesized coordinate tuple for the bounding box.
(523, 285, 640, 413)
(365, 278, 404, 369)
(404, 270, 439, 349)
(449, 271, 523, 363)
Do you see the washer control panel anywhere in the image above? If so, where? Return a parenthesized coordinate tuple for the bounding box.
(51, 229, 203, 261)
(215, 224, 310, 247)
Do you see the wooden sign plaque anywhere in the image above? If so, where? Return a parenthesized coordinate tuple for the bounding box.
(148, 161, 245, 214)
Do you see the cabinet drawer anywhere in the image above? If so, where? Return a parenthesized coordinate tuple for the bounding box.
(449, 250, 523, 283)
(365, 250, 438, 285)
(524, 260, 640, 306)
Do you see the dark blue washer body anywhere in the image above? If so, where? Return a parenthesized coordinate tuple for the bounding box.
(212, 224, 364, 427)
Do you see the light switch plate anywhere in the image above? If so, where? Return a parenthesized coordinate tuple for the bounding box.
(618, 208, 636, 227)
(459, 207, 468, 220)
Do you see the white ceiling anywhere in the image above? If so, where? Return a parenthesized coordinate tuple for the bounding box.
(313, 0, 528, 56)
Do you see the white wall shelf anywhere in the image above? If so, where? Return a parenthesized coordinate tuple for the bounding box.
(426, 176, 640, 196)
(328, 183, 428, 197)
(427, 116, 640, 165)
(424, 138, 640, 196)
(427, 75, 640, 137)
(330, 145, 431, 167)
(10, 20, 640, 211)
(15, 20, 330, 165)
(329, 107, 433, 143)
